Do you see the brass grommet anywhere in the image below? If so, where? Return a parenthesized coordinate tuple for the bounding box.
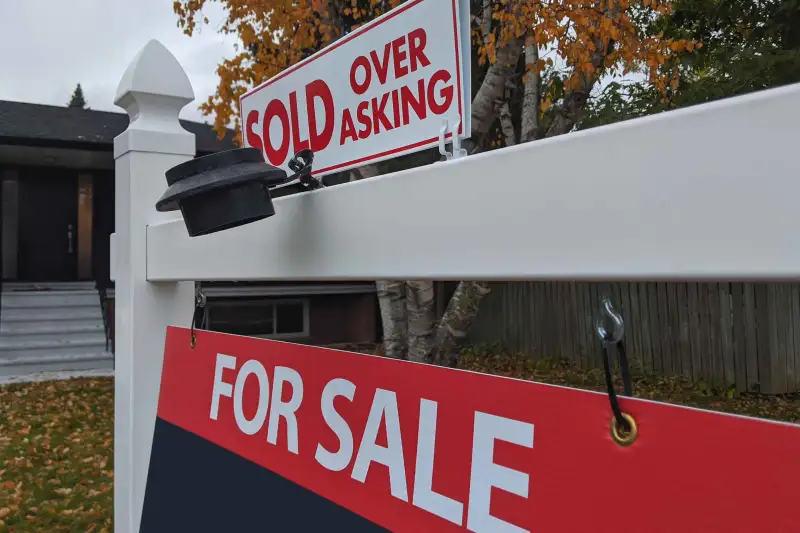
(610, 413, 638, 447)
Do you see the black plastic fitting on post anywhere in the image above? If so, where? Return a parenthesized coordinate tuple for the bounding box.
(156, 148, 316, 237)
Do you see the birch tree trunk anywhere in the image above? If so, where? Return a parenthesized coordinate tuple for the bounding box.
(469, 37, 525, 150)
(520, 36, 540, 143)
(376, 280, 408, 358)
(431, 281, 493, 366)
(406, 281, 436, 363)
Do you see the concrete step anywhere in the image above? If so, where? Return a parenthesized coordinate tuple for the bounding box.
(0, 352, 113, 376)
(0, 330, 106, 346)
(1, 306, 102, 321)
(2, 291, 100, 308)
(0, 337, 108, 359)
(0, 321, 106, 336)
(2, 282, 96, 292)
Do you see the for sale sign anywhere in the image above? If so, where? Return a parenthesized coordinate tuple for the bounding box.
(239, 0, 470, 177)
(140, 328, 800, 533)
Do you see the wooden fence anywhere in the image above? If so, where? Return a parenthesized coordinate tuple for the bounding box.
(466, 282, 800, 394)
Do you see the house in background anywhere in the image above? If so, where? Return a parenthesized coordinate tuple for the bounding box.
(0, 100, 378, 376)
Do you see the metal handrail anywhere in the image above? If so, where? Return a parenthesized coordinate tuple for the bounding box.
(98, 285, 113, 362)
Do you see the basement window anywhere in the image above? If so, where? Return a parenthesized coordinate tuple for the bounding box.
(205, 298, 309, 339)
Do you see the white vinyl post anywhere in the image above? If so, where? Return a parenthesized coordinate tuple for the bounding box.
(112, 40, 195, 533)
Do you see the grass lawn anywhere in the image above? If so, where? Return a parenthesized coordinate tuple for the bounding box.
(0, 350, 797, 532)
(0, 378, 113, 532)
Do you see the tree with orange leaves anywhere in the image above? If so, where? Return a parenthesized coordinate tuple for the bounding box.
(175, 0, 694, 366)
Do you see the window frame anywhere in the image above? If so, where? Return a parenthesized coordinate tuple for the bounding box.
(204, 297, 310, 340)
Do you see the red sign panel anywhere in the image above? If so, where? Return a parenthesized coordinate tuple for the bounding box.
(141, 327, 800, 533)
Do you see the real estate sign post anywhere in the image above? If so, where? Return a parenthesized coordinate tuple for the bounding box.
(112, 5, 800, 532)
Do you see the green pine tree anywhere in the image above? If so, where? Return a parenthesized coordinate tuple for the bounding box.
(68, 83, 88, 109)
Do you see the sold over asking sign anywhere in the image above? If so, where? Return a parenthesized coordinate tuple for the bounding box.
(140, 328, 800, 533)
(239, 0, 471, 176)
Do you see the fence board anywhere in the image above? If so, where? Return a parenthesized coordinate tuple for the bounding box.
(583, 283, 593, 363)
(557, 283, 568, 359)
(647, 283, 662, 374)
(637, 283, 651, 373)
(719, 283, 735, 386)
(676, 283, 691, 379)
(572, 283, 585, 365)
(771, 285, 789, 394)
(743, 283, 759, 392)
(792, 284, 800, 393)
(730, 283, 747, 392)
(545, 283, 555, 356)
(516, 282, 525, 352)
(564, 283, 576, 361)
(784, 284, 796, 392)
(754, 284, 773, 393)
(657, 283, 672, 375)
(544, 282, 555, 356)
(628, 283, 643, 369)
(507, 283, 517, 351)
(698, 283, 712, 381)
(669, 283, 680, 375)
(707, 283, 721, 386)
(687, 283, 700, 383)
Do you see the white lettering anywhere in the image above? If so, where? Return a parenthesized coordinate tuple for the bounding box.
(209, 353, 237, 420)
(352, 388, 408, 501)
(467, 412, 534, 533)
(232, 359, 271, 436)
(413, 399, 464, 525)
(315, 378, 357, 472)
(266, 366, 304, 454)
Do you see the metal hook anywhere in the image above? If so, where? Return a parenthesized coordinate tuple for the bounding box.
(595, 297, 624, 344)
(438, 117, 467, 160)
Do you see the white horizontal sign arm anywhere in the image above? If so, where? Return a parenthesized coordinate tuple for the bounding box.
(148, 83, 800, 282)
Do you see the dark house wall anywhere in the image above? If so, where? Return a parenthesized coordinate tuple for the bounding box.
(306, 293, 378, 346)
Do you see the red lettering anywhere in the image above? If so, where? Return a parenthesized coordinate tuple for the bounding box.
(262, 99, 290, 166)
(401, 80, 427, 125)
(408, 28, 431, 72)
(391, 36, 409, 79)
(289, 91, 310, 153)
(391, 89, 400, 128)
(356, 101, 371, 140)
(371, 93, 393, 134)
(245, 110, 263, 152)
(305, 79, 335, 152)
(350, 56, 372, 95)
(369, 44, 392, 85)
(427, 70, 454, 115)
(339, 109, 358, 145)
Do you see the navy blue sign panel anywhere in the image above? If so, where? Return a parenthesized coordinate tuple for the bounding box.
(140, 418, 386, 532)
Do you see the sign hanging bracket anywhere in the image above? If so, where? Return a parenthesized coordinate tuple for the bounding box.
(438, 117, 467, 160)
